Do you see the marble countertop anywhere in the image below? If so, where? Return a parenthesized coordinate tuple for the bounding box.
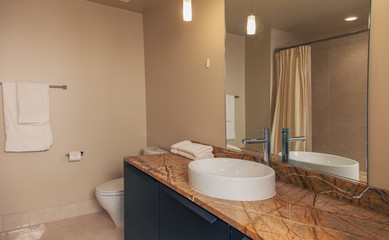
(124, 153, 389, 240)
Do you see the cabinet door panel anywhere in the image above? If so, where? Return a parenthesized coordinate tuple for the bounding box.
(124, 162, 159, 240)
(159, 185, 229, 240)
(230, 226, 252, 240)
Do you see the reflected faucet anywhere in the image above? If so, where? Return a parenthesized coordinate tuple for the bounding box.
(242, 128, 271, 166)
(281, 128, 306, 163)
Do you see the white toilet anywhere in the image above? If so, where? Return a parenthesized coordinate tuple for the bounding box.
(143, 146, 168, 155)
(95, 146, 168, 229)
(95, 178, 124, 229)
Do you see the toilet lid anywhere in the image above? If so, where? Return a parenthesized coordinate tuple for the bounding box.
(96, 177, 124, 194)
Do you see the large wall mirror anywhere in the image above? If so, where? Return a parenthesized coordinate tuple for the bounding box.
(225, 0, 370, 182)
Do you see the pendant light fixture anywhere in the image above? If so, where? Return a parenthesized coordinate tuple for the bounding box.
(345, 16, 358, 22)
(183, 0, 192, 22)
(247, 0, 256, 35)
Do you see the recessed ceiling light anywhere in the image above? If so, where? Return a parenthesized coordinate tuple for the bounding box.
(119, 0, 130, 2)
(345, 16, 358, 22)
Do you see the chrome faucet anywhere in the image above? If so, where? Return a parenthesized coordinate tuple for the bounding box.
(242, 128, 271, 166)
(281, 128, 306, 163)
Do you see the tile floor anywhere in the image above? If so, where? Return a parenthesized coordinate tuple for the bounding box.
(0, 211, 123, 240)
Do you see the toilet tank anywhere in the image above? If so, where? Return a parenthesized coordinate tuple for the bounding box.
(143, 146, 168, 155)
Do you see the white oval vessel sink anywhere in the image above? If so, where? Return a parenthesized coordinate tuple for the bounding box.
(281, 151, 359, 181)
(188, 158, 276, 201)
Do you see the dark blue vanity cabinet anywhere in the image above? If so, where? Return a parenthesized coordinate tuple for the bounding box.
(230, 229, 251, 240)
(124, 161, 252, 240)
(159, 184, 230, 240)
(124, 162, 159, 240)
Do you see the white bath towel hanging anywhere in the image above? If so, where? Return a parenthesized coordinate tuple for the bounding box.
(16, 82, 50, 124)
(2, 82, 53, 152)
(225, 94, 236, 140)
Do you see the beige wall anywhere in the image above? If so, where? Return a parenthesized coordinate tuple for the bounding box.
(0, 0, 147, 215)
(244, 28, 271, 150)
(368, 0, 389, 190)
(311, 33, 368, 172)
(144, 0, 225, 150)
(226, 33, 246, 148)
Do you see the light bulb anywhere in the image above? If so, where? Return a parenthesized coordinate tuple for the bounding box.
(345, 16, 358, 22)
(247, 14, 256, 35)
(183, 0, 192, 22)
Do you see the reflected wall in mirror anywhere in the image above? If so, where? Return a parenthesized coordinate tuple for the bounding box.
(225, 0, 370, 182)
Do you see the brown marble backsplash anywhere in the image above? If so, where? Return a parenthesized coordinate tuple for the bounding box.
(208, 143, 389, 216)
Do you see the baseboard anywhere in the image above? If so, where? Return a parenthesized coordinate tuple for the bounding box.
(0, 199, 103, 233)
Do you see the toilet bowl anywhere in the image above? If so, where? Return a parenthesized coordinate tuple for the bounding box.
(95, 177, 124, 229)
(95, 147, 167, 229)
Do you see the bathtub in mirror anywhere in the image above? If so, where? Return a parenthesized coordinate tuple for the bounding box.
(224, 0, 370, 182)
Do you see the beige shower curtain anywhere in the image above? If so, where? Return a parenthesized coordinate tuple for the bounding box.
(271, 46, 312, 154)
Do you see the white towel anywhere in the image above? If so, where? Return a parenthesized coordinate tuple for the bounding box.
(171, 140, 192, 150)
(2, 82, 53, 152)
(225, 94, 235, 140)
(16, 82, 50, 124)
(170, 149, 195, 160)
(176, 143, 213, 158)
(170, 149, 214, 160)
(170, 140, 214, 160)
(226, 144, 242, 152)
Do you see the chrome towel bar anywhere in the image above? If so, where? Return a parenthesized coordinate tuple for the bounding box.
(0, 82, 67, 90)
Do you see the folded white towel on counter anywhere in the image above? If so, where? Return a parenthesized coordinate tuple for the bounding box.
(176, 143, 213, 158)
(16, 82, 50, 124)
(171, 140, 192, 150)
(170, 149, 214, 160)
(170, 149, 194, 160)
(2, 82, 53, 152)
(170, 140, 214, 160)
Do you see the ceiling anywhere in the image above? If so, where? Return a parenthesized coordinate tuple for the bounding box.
(226, 0, 370, 36)
(87, 0, 161, 13)
(87, 0, 370, 37)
